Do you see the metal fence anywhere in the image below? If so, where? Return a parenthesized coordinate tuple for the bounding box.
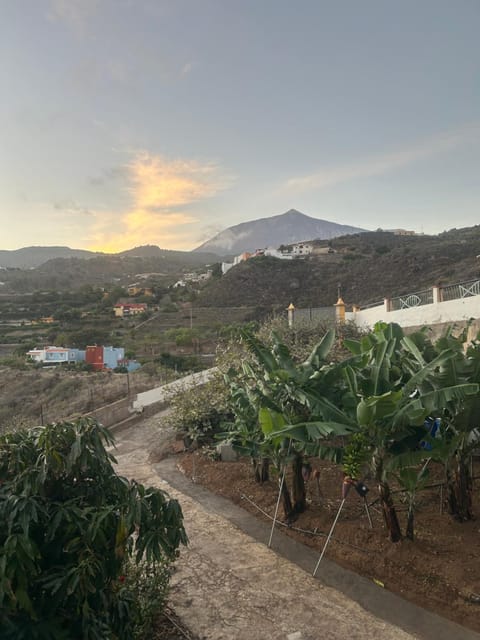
(293, 307, 336, 324)
(390, 288, 433, 311)
(441, 279, 480, 302)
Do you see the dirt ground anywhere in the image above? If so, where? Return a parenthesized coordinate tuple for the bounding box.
(172, 450, 480, 634)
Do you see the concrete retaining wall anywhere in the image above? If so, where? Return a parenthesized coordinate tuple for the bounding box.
(347, 295, 480, 332)
(133, 368, 218, 411)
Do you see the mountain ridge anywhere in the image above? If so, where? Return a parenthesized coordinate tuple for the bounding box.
(196, 226, 480, 309)
(0, 210, 367, 268)
(194, 209, 367, 255)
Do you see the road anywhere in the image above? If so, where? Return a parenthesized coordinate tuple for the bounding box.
(110, 415, 438, 640)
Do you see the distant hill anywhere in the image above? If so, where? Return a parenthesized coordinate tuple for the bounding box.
(0, 246, 101, 269)
(196, 226, 480, 309)
(193, 209, 367, 255)
(0, 246, 222, 292)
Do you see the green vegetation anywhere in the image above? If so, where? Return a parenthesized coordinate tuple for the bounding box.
(165, 371, 232, 448)
(171, 320, 480, 542)
(0, 417, 187, 639)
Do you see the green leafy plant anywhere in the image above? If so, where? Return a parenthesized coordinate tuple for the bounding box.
(0, 417, 187, 640)
(122, 559, 171, 640)
(165, 372, 232, 448)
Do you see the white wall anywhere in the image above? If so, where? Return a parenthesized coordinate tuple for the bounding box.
(347, 295, 480, 330)
(133, 367, 218, 410)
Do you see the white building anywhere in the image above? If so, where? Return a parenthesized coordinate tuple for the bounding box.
(27, 346, 86, 364)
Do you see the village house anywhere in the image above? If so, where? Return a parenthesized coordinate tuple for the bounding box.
(27, 346, 86, 364)
(113, 302, 147, 318)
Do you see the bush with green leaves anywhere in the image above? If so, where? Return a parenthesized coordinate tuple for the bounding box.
(0, 417, 187, 640)
(122, 558, 171, 640)
(165, 372, 232, 446)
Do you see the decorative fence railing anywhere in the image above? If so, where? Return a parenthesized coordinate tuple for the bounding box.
(293, 307, 336, 323)
(291, 277, 480, 327)
(441, 279, 480, 302)
(390, 288, 433, 311)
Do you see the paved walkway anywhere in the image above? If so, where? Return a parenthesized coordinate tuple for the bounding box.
(111, 414, 480, 640)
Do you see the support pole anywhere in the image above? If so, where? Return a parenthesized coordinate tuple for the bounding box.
(364, 497, 373, 528)
(268, 465, 288, 548)
(312, 498, 346, 577)
(268, 441, 292, 548)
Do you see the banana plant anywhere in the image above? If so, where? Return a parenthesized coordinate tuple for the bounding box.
(277, 323, 474, 541)
(391, 462, 430, 540)
(416, 327, 480, 520)
(223, 328, 347, 520)
(347, 325, 480, 541)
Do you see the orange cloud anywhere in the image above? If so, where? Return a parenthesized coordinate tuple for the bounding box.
(89, 210, 197, 253)
(88, 151, 229, 252)
(128, 152, 221, 209)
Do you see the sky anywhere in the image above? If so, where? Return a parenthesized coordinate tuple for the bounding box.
(1, 0, 479, 252)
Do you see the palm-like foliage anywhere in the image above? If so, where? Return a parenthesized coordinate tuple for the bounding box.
(273, 322, 478, 540)
(417, 328, 480, 520)
(224, 321, 480, 539)
(341, 322, 478, 536)
(224, 329, 352, 519)
(0, 418, 187, 640)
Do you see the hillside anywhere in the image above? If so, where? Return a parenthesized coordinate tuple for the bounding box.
(194, 209, 366, 255)
(0, 250, 221, 292)
(0, 246, 101, 269)
(196, 227, 480, 309)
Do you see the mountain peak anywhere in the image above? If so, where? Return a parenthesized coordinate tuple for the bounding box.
(194, 210, 366, 255)
(283, 208, 304, 216)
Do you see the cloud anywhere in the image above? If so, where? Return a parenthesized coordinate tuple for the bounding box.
(128, 152, 223, 209)
(89, 166, 128, 186)
(181, 62, 194, 76)
(87, 151, 231, 252)
(283, 123, 480, 193)
(48, 0, 99, 35)
(53, 199, 93, 217)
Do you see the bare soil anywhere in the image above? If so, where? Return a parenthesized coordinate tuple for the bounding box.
(174, 450, 480, 634)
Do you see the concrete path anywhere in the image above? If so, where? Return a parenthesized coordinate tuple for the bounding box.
(111, 414, 480, 640)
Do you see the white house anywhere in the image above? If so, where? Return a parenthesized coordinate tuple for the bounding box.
(291, 242, 313, 256)
(27, 346, 86, 364)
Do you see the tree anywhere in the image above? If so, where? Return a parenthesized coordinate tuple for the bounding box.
(272, 322, 476, 541)
(341, 322, 478, 539)
(421, 327, 480, 520)
(224, 329, 353, 521)
(0, 417, 187, 640)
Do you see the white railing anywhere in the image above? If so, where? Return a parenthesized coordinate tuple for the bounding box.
(347, 276, 480, 330)
(390, 288, 433, 311)
(441, 279, 480, 301)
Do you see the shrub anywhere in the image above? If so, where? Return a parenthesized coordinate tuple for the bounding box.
(165, 372, 232, 445)
(0, 417, 187, 639)
(123, 559, 171, 640)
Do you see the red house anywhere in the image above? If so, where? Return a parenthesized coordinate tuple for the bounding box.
(86, 345, 104, 371)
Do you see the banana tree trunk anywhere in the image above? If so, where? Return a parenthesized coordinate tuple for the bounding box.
(447, 457, 473, 521)
(253, 458, 270, 483)
(405, 503, 415, 541)
(291, 455, 307, 515)
(280, 476, 294, 521)
(378, 481, 403, 542)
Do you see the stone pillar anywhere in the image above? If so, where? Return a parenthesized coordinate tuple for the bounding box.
(287, 303, 295, 328)
(433, 285, 442, 304)
(384, 298, 391, 313)
(335, 297, 346, 324)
